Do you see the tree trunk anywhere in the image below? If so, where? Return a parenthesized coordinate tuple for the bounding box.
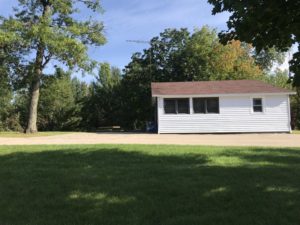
(25, 4, 51, 134)
(25, 46, 44, 134)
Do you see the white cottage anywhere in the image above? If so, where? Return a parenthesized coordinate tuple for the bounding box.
(151, 80, 295, 134)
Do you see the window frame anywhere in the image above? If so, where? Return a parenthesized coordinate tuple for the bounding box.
(252, 97, 264, 113)
(163, 98, 190, 114)
(163, 99, 177, 114)
(192, 97, 220, 114)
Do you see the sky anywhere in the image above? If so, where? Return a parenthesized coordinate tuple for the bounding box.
(97, 0, 230, 69)
(0, 0, 290, 82)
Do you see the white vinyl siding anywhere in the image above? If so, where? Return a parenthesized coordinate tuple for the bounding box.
(157, 95, 291, 133)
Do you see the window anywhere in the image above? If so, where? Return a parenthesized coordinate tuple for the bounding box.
(253, 98, 263, 112)
(193, 98, 219, 114)
(164, 98, 190, 114)
(164, 99, 176, 114)
(193, 98, 206, 113)
(207, 98, 219, 113)
(177, 99, 190, 114)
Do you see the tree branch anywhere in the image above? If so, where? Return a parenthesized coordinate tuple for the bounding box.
(42, 54, 52, 68)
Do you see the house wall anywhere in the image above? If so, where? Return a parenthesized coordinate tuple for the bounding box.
(157, 94, 291, 133)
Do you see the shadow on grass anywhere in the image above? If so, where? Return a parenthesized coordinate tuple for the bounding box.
(0, 147, 300, 225)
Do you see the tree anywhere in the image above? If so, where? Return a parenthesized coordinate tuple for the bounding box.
(264, 70, 292, 90)
(264, 70, 299, 129)
(81, 64, 122, 130)
(98, 63, 122, 88)
(207, 0, 300, 86)
(253, 47, 286, 72)
(38, 68, 82, 131)
(182, 28, 266, 81)
(13, 88, 30, 130)
(120, 27, 265, 129)
(0, 0, 106, 133)
(71, 77, 89, 105)
(0, 74, 13, 131)
(0, 43, 24, 131)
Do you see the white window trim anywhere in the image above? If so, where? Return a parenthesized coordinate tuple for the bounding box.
(251, 96, 265, 114)
(163, 98, 191, 115)
(191, 97, 220, 114)
(189, 98, 193, 114)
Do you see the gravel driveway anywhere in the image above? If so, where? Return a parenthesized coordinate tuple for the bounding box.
(0, 132, 299, 147)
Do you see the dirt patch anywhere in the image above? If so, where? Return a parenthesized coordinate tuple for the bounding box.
(0, 132, 299, 147)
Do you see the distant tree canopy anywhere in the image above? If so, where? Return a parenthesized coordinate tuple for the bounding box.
(120, 27, 270, 129)
(125, 27, 265, 83)
(0, 0, 106, 133)
(38, 69, 87, 131)
(81, 63, 122, 130)
(207, 0, 300, 86)
(11, 68, 89, 132)
(0, 74, 13, 130)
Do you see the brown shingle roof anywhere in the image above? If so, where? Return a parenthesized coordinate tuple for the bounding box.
(151, 80, 294, 96)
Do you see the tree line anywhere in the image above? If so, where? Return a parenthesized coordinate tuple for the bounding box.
(1, 27, 299, 132)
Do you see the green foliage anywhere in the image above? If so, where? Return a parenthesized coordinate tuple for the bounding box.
(0, 0, 106, 132)
(120, 27, 265, 129)
(263, 70, 299, 129)
(13, 88, 30, 130)
(38, 68, 85, 131)
(0, 0, 106, 72)
(264, 70, 292, 90)
(293, 87, 300, 129)
(1, 7, 294, 132)
(0, 57, 23, 131)
(253, 48, 286, 71)
(208, 0, 300, 86)
(209, 40, 263, 80)
(98, 63, 122, 88)
(81, 64, 122, 130)
(71, 77, 89, 104)
(10, 68, 89, 131)
(0, 75, 13, 131)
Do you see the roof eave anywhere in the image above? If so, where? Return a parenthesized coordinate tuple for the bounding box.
(152, 92, 296, 97)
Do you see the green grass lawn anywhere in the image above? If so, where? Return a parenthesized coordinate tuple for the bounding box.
(293, 130, 300, 134)
(0, 144, 299, 225)
(0, 131, 71, 138)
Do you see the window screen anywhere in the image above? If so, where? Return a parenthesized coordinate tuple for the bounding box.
(207, 98, 219, 113)
(164, 98, 190, 114)
(193, 98, 219, 114)
(193, 98, 206, 113)
(164, 99, 176, 114)
(177, 99, 190, 114)
(253, 98, 263, 112)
